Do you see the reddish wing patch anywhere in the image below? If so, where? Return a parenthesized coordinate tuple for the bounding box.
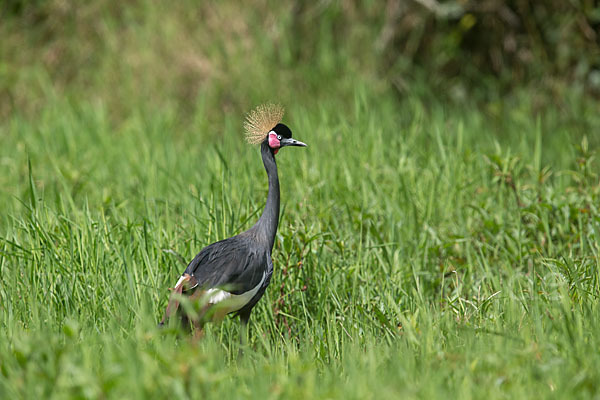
(160, 273, 198, 325)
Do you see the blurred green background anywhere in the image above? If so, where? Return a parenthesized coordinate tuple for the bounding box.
(2, 0, 599, 120)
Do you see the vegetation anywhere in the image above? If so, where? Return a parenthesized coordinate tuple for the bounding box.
(1, 1, 599, 398)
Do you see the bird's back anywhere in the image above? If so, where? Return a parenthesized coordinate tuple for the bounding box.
(183, 233, 270, 297)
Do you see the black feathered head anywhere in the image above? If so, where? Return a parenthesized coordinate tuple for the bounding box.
(244, 104, 306, 153)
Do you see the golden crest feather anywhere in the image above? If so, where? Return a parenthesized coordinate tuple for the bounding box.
(244, 103, 285, 145)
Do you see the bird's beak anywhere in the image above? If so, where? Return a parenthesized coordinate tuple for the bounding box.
(280, 138, 307, 148)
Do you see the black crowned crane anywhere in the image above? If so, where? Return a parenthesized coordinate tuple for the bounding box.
(160, 104, 307, 332)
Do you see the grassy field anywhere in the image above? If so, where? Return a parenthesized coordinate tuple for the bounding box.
(1, 2, 600, 399)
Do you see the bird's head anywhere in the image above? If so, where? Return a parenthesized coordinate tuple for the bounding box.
(244, 104, 307, 154)
(267, 123, 307, 154)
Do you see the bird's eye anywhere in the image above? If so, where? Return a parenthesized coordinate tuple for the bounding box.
(277, 135, 282, 140)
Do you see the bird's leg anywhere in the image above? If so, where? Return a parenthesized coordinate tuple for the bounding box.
(240, 310, 251, 326)
(238, 310, 251, 349)
(192, 320, 205, 340)
(187, 288, 210, 337)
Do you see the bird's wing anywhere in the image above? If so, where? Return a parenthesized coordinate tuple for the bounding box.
(182, 235, 267, 295)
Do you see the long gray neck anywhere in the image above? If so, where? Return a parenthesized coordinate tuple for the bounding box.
(252, 141, 280, 251)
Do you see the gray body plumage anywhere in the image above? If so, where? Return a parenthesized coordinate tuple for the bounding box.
(181, 141, 279, 322)
(161, 118, 305, 328)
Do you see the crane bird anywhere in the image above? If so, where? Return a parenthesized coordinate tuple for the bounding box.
(160, 104, 307, 332)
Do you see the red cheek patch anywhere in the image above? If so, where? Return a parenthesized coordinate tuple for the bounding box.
(268, 133, 280, 149)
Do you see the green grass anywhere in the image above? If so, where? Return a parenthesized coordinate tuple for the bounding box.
(1, 87, 599, 399)
(1, 2, 600, 398)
